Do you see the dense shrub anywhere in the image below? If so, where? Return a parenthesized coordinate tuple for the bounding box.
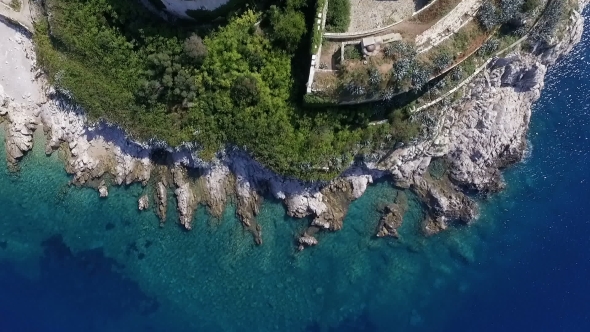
(369, 69, 382, 86)
(269, 7, 307, 52)
(530, 0, 567, 44)
(183, 35, 208, 65)
(522, 0, 540, 13)
(411, 65, 431, 90)
(432, 52, 453, 74)
(450, 66, 463, 81)
(326, 0, 351, 32)
(499, 0, 525, 23)
(392, 58, 414, 82)
(344, 44, 362, 60)
(477, 1, 499, 31)
(477, 39, 500, 56)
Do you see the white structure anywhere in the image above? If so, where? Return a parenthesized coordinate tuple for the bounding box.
(159, 0, 229, 19)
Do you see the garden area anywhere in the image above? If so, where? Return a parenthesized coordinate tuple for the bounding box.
(308, 0, 561, 106)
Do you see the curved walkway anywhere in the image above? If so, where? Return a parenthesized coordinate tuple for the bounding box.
(415, 0, 482, 52)
(323, 0, 445, 41)
(0, 0, 33, 32)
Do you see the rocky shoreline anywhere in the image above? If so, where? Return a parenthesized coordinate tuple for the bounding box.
(0, 0, 587, 249)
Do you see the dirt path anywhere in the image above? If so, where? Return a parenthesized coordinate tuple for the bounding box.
(415, 0, 481, 51)
(0, 17, 43, 103)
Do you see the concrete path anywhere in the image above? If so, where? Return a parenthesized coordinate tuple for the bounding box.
(0, 0, 33, 32)
(415, 0, 482, 52)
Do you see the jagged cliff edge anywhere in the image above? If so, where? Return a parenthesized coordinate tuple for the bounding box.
(0, 0, 587, 249)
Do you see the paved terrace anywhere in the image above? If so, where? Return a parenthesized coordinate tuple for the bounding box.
(348, 0, 417, 32)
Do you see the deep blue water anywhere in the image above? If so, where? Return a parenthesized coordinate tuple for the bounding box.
(0, 14, 589, 332)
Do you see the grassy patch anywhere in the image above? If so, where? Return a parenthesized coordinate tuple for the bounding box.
(325, 0, 350, 32)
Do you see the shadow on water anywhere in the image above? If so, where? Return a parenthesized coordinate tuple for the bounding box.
(0, 235, 159, 331)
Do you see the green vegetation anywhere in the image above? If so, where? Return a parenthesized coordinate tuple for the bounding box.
(530, 0, 570, 43)
(310, 0, 327, 54)
(269, 5, 307, 52)
(34, 0, 420, 180)
(325, 0, 350, 32)
(33, 0, 564, 181)
(343, 44, 362, 60)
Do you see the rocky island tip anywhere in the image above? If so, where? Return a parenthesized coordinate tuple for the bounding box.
(0, 0, 587, 249)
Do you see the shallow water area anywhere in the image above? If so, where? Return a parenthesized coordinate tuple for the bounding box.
(0, 130, 491, 331)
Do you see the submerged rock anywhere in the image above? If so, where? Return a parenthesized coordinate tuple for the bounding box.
(155, 181, 167, 223)
(138, 195, 149, 211)
(98, 181, 108, 198)
(377, 192, 408, 238)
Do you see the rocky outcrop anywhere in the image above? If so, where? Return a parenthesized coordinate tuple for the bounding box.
(0, 87, 39, 165)
(138, 195, 149, 211)
(155, 181, 168, 223)
(445, 55, 545, 193)
(202, 165, 233, 218)
(297, 231, 319, 251)
(98, 180, 108, 198)
(173, 167, 199, 230)
(412, 175, 478, 235)
(235, 178, 263, 244)
(376, 192, 407, 238)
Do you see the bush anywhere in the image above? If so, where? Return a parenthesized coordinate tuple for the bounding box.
(411, 65, 431, 90)
(530, 0, 567, 44)
(381, 88, 396, 102)
(450, 66, 463, 81)
(183, 35, 208, 65)
(269, 7, 307, 52)
(286, 0, 308, 10)
(344, 44, 362, 60)
(304, 93, 335, 106)
(523, 0, 540, 13)
(477, 1, 499, 31)
(369, 68, 382, 86)
(231, 75, 260, 106)
(326, 0, 351, 32)
(310, 0, 326, 54)
(345, 81, 366, 96)
(499, 0, 525, 23)
(432, 52, 453, 74)
(392, 58, 413, 82)
(384, 41, 416, 59)
(477, 39, 500, 56)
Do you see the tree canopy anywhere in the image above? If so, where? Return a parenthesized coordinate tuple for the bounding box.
(34, 0, 418, 180)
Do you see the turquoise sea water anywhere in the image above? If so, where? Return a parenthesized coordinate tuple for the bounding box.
(1, 14, 590, 332)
